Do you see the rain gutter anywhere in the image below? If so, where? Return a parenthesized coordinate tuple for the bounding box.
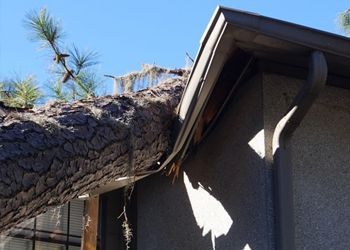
(272, 51, 327, 250)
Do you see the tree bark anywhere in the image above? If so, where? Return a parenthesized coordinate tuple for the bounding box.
(0, 77, 185, 233)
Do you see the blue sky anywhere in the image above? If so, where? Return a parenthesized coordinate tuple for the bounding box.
(0, 1, 349, 95)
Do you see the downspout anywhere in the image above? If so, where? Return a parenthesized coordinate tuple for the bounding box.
(272, 51, 327, 250)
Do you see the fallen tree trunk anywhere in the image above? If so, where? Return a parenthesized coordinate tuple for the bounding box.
(0, 77, 185, 233)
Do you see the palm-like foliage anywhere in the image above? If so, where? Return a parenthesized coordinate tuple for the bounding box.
(48, 81, 69, 102)
(0, 81, 15, 102)
(0, 76, 41, 108)
(25, 9, 63, 51)
(337, 9, 350, 36)
(12, 77, 42, 108)
(75, 71, 101, 99)
(25, 8, 100, 101)
(69, 45, 99, 74)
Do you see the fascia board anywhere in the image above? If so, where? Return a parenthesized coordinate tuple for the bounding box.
(175, 22, 235, 155)
(220, 7, 350, 59)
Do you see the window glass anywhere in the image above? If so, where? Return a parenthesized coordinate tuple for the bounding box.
(36, 205, 68, 234)
(35, 241, 65, 250)
(0, 236, 32, 250)
(68, 246, 80, 250)
(0, 200, 84, 250)
(69, 200, 84, 235)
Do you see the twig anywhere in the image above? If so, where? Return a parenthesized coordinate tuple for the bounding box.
(186, 52, 194, 63)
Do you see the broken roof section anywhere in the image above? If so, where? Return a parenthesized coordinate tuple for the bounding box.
(172, 6, 350, 163)
(88, 6, 350, 195)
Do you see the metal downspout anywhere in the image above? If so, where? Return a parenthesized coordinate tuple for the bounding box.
(272, 51, 327, 250)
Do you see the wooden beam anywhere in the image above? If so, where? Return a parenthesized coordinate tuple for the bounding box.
(81, 195, 99, 250)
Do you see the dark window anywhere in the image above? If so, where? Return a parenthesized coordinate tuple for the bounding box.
(0, 200, 84, 250)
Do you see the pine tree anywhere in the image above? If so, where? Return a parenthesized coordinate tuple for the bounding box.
(337, 9, 350, 36)
(0, 76, 41, 108)
(25, 8, 100, 101)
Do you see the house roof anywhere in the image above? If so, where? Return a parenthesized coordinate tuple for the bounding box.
(172, 6, 350, 165)
(87, 7, 350, 195)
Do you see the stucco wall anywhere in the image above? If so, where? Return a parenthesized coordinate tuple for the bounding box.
(137, 74, 273, 249)
(263, 74, 350, 249)
(136, 73, 349, 249)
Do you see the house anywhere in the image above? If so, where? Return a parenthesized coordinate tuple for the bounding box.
(127, 6, 350, 250)
(1, 6, 350, 250)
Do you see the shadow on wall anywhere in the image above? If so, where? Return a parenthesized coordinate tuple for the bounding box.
(182, 127, 266, 249)
(137, 75, 269, 249)
(183, 171, 233, 249)
(180, 126, 268, 249)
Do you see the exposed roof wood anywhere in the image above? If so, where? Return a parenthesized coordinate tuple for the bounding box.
(172, 6, 350, 166)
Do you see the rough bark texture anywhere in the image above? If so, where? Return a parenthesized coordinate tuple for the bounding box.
(0, 77, 185, 233)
